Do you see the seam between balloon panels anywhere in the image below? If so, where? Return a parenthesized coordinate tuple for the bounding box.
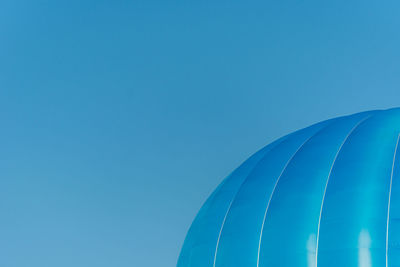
(255, 125, 332, 267)
(315, 115, 373, 267)
(386, 134, 400, 267)
(211, 137, 288, 267)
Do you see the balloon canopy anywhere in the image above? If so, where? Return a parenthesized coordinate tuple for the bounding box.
(178, 108, 400, 267)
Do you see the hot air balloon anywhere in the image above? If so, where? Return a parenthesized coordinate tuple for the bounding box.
(178, 108, 400, 267)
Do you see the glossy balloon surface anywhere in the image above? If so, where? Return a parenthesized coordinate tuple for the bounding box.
(178, 108, 400, 267)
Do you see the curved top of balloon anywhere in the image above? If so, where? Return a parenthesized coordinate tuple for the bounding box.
(178, 108, 400, 267)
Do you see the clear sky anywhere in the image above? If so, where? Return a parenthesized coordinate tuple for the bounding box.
(1, 1, 400, 266)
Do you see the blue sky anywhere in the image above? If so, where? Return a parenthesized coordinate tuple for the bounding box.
(1, 0, 400, 266)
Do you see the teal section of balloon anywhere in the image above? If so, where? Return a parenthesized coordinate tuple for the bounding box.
(177, 108, 400, 267)
(214, 118, 334, 267)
